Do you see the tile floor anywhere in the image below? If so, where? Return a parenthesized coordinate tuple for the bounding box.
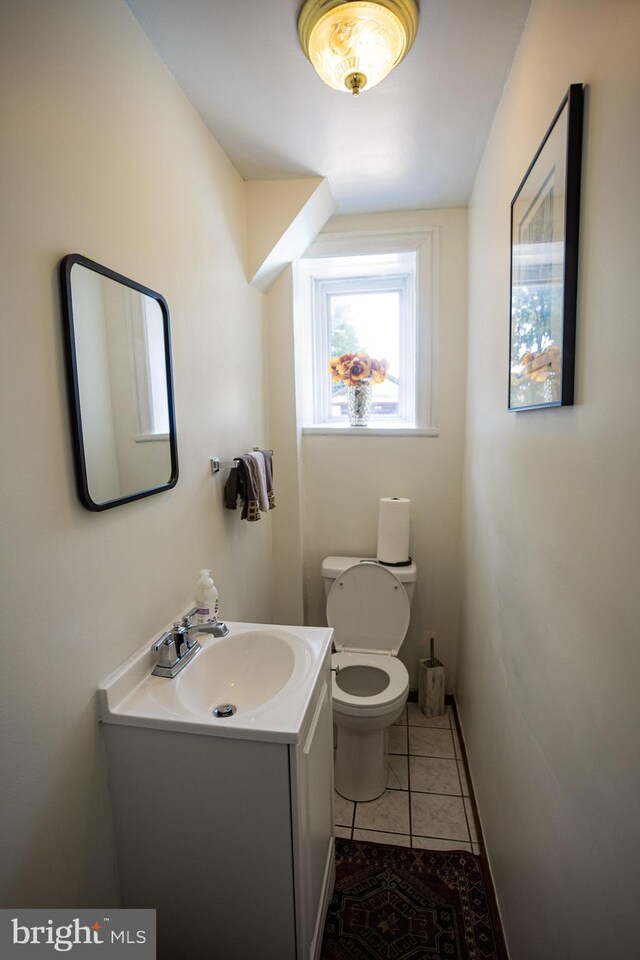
(334, 703, 481, 853)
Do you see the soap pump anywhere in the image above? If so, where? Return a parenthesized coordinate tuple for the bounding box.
(194, 569, 219, 625)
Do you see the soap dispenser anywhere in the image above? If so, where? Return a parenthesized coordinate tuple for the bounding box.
(194, 569, 219, 625)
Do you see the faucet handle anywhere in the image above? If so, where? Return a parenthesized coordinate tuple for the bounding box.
(182, 607, 199, 625)
(153, 631, 174, 652)
(152, 631, 179, 669)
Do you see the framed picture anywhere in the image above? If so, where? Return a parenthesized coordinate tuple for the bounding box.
(508, 83, 584, 411)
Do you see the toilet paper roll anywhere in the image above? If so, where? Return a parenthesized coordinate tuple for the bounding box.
(377, 497, 411, 565)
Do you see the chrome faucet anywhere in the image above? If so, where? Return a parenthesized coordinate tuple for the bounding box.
(151, 608, 229, 678)
(151, 622, 201, 678)
(180, 607, 230, 640)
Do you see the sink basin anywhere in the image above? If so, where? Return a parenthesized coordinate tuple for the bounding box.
(175, 630, 308, 714)
(98, 619, 333, 744)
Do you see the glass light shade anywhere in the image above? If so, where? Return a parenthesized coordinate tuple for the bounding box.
(303, 1, 413, 95)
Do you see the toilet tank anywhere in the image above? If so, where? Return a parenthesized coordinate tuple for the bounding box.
(321, 556, 417, 606)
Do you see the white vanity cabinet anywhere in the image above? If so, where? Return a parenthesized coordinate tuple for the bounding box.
(101, 647, 335, 960)
(290, 668, 335, 957)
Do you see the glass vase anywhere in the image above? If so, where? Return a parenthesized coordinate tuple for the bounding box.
(543, 370, 561, 404)
(347, 382, 372, 426)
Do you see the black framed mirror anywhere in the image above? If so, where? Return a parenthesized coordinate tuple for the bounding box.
(60, 254, 178, 511)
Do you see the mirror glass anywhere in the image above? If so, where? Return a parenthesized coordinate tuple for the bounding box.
(60, 255, 178, 510)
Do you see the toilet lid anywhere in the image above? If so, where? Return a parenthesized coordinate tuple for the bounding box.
(326, 561, 410, 656)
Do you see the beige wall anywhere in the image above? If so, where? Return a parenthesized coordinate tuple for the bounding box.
(295, 209, 469, 688)
(458, 0, 640, 956)
(265, 264, 306, 626)
(0, 0, 272, 907)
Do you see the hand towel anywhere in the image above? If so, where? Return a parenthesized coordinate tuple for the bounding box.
(247, 451, 269, 513)
(224, 463, 240, 510)
(239, 455, 261, 521)
(224, 455, 261, 521)
(261, 449, 275, 510)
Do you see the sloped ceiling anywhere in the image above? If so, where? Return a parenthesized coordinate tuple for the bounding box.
(126, 0, 531, 213)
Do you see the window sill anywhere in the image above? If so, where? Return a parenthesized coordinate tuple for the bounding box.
(302, 425, 438, 437)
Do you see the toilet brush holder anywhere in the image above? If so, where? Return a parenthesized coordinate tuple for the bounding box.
(418, 636, 445, 718)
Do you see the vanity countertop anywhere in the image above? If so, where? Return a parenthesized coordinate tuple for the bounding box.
(98, 617, 333, 744)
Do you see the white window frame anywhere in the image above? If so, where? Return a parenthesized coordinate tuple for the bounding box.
(295, 228, 437, 435)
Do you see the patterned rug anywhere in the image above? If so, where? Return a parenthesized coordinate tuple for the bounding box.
(321, 838, 501, 960)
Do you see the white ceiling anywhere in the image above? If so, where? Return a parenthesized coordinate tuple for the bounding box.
(126, 0, 531, 214)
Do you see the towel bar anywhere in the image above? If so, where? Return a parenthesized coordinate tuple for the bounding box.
(210, 458, 239, 474)
(210, 449, 273, 475)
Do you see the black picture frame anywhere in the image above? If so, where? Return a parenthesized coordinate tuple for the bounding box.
(60, 254, 179, 511)
(508, 83, 584, 411)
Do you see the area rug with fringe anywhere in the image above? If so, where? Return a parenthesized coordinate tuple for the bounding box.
(321, 838, 500, 960)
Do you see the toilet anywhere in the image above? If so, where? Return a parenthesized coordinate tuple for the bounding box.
(322, 556, 417, 802)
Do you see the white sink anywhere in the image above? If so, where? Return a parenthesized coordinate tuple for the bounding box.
(98, 619, 333, 743)
(175, 629, 308, 714)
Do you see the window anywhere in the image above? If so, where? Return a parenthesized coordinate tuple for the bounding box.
(296, 230, 435, 433)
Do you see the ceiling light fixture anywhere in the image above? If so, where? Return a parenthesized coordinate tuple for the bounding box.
(298, 0, 419, 96)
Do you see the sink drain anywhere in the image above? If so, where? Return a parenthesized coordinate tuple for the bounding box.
(212, 704, 236, 718)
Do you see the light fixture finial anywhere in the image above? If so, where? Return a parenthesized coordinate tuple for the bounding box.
(346, 72, 366, 95)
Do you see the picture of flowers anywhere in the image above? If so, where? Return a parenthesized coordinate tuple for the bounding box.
(509, 84, 583, 410)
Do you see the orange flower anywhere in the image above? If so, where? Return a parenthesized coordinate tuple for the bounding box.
(547, 344, 562, 371)
(370, 358, 388, 384)
(330, 353, 356, 380)
(523, 345, 562, 381)
(344, 354, 371, 384)
(330, 356, 345, 381)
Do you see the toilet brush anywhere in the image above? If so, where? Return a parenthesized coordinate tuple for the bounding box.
(418, 635, 445, 718)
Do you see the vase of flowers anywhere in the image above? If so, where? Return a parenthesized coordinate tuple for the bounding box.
(330, 353, 388, 426)
(520, 345, 562, 403)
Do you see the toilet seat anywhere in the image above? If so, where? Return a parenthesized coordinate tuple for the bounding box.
(332, 651, 409, 718)
(326, 561, 410, 656)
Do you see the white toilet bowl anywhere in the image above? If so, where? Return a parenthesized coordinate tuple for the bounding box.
(322, 558, 417, 802)
(332, 650, 409, 801)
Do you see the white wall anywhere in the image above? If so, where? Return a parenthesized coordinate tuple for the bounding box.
(0, 0, 272, 907)
(296, 210, 468, 688)
(459, 0, 640, 956)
